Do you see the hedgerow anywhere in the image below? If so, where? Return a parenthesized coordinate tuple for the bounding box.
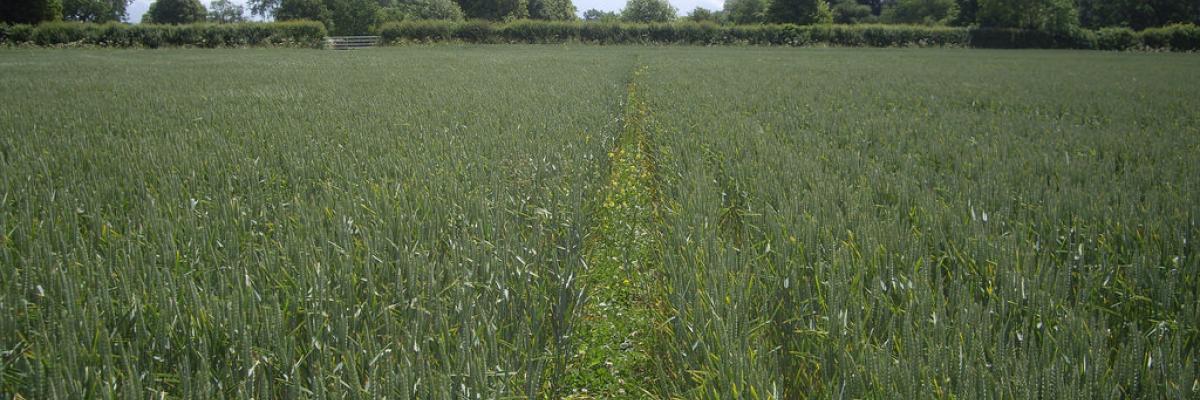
(2, 21, 327, 48)
(3, 20, 1196, 50)
(379, 20, 1200, 51)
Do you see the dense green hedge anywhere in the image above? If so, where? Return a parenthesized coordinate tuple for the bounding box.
(3, 20, 1196, 50)
(380, 20, 1200, 51)
(0, 21, 328, 48)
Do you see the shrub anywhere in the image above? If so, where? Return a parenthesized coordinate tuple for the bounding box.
(1139, 23, 1200, 51)
(3, 24, 35, 44)
(452, 19, 495, 42)
(14, 20, 325, 47)
(379, 20, 453, 42)
(967, 26, 1093, 49)
(31, 21, 89, 45)
(501, 20, 578, 43)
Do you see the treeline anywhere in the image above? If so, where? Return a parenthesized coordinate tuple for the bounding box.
(378, 19, 1199, 50)
(4, 0, 1200, 37)
(5, 19, 1195, 51)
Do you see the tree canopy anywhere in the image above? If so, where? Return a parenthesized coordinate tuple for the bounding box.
(883, 0, 957, 25)
(1, 0, 63, 24)
(207, 0, 244, 22)
(62, 0, 131, 22)
(621, 0, 675, 22)
(765, 0, 832, 24)
(724, 0, 767, 24)
(144, 0, 206, 23)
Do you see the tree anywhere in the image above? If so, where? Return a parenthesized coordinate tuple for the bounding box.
(324, 0, 377, 34)
(1, 0, 63, 23)
(528, 0, 575, 19)
(377, 0, 463, 21)
(582, 8, 618, 21)
(723, 0, 766, 23)
(207, 0, 244, 22)
(144, 0, 206, 23)
(246, 0, 281, 17)
(621, 0, 675, 22)
(276, 0, 325, 21)
(455, 0, 527, 20)
(1077, 0, 1199, 30)
(977, 0, 1075, 32)
(883, 0, 957, 24)
(951, 0, 975, 25)
(687, 6, 723, 22)
(62, 0, 131, 22)
(766, 0, 831, 24)
(831, 0, 872, 23)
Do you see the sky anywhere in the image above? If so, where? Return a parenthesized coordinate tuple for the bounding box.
(125, 0, 724, 23)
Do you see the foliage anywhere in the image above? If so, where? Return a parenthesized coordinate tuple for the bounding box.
(455, 0, 528, 20)
(621, 0, 676, 23)
(207, 0, 245, 23)
(1077, 0, 1199, 30)
(724, 0, 767, 24)
(246, 0, 281, 17)
(376, 0, 464, 23)
(527, 0, 575, 20)
(275, 0, 328, 24)
(951, 0, 975, 25)
(325, 0, 378, 35)
(977, 0, 1076, 32)
(1139, 22, 1200, 50)
(582, 8, 619, 21)
(765, 0, 832, 25)
(144, 0, 207, 24)
(832, 0, 873, 24)
(3, 20, 326, 46)
(62, 0, 131, 22)
(0, 0, 63, 24)
(273, 0, 375, 35)
(687, 6, 723, 23)
(1, 23, 37, 42)
(882, 0, 957, 25)
(1094, 26, 1137, 50)
(373, 19, 1200, 50)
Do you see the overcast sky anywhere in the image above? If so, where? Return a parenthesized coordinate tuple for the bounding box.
(125, 0, 724, 23)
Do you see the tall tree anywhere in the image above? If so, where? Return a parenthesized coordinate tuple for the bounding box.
(207, 0, 244, 22)
(455, 0, 527, 20)
(276, 0, 329, 26)
(883, 0, 957, 24)
(325, 0, 377, 34)
(1, 0, 63, 23)
(951, 0, 974, 25)
(831, 0, 872, 23)
(687, 6, 722, 22)
(143, 0, 206, 23)
(377, 0, 464, 22)
(620, 0, 675, 22)
(977, 0, 1075, 31)
(765, 0, 831, 24)
(723, 0, 767, 23)
(528, 0, 575, 19)
(62, 0, 131, 21)
(246, 0, 281, 17)
(582, 8, 619, 21)
(1077, 0, 1198, 29)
